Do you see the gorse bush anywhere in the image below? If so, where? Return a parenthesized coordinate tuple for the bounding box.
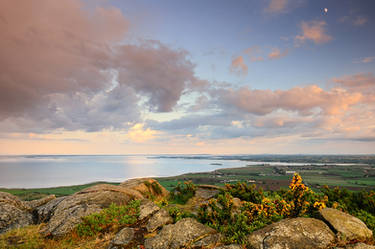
(198, 173, 328, 244)
(168, 206, 196, 223)
(75, 200, 140, 237)
(169, 181, 197, 204)
(224, 182, 264, 204)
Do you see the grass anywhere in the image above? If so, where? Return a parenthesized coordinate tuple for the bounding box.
(0, 182, 120, 201)
(0, 224, 112, 249)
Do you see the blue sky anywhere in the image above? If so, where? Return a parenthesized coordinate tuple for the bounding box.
(0, 0, 374, 154)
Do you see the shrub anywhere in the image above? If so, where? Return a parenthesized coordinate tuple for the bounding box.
(168, 206, 196, 223)
(198, 173, 328, 245)
(224, 182, 264, 204)
(169, 181, 197, 204)
(75, 200, 140, 237)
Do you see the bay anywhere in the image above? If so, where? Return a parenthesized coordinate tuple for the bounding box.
(0, 155, 245, 188)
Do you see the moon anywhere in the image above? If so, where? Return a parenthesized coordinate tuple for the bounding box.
(324, 8, 328, 13)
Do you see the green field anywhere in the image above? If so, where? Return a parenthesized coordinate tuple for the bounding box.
(1, 156, 375, 200)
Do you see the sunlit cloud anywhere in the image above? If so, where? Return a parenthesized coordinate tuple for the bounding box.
(230, 56, 248, 76)
(295, 20, 332, 45)
(126, 123, 159, 143)
(268, 48, 288, 60)
(264, 0, 288, 13)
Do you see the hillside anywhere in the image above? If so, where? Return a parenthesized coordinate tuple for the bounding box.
(1, 175, 375, 248)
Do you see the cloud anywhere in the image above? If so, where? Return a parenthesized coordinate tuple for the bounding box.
(115, 41, 195, 112)
(265, 0, 288, 13)
(332, 73, 375, 94)
(340, 15, 368, 26)
(268, 48, 288, 59)
(295, 20, 332, 45)
(0, 0, 196, 132)
(353, 16, 368, 26)
(244, 46, 264, 62)
(216, 85, 362, 116)
(126, 123, 159, 143)
(354, 56, 375, 64)
(230, 56, 248, 76)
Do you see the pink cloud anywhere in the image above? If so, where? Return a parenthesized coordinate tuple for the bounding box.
(0, 0, 197, 132)
(268, 48, 288, 59)
(265, 0, 288, 13)
(333, 73, 375, 95)
(244, 46, 264, 62)
(295, 20, 332, 45)
(218, 85, 362, 116)
(230, 56, 248, 76)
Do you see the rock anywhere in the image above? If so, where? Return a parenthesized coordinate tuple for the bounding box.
(232, 197, 242, 208)
(24, 194, 56, 210)
(192, 233, 222, 248)
(345, 243, 375, 249)
(144, 218, 217, 249)
(194, 185, 221, 200)
(139, 200, 160, 220)
(146, 208, 173, 232)
(109, 227, 134, 249)
(0, 192, 33, 234)
(120, 178, 169, 199)
(41, 184, 143, 237)
(214, 245, 243, 249)
(35, 196, 67, 223)
(247, 217, 335, 249)
(320, 208, 373, 241)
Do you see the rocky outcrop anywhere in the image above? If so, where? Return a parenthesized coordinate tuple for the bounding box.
(139, 200, 160, 220)
(120, 178, 169, 199)
(146, 208, 173, 232)
(24, 194, 56, 210)
(0, 192, 33, 234)
(320, 208, 373, 242)
(109, 227, 135, 249)
(144, 218, 218, 249)
(194, 185, 221, 201)
(35, 196, 67, 223)
(345, 243, 375, 249)
(40, 184, 144, 237)
(247, 217, 335, 249)
(214, 245, 243, 249)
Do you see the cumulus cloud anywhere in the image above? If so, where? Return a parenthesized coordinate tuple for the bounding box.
(295, 20, 332, 45)
(333, 73, 375, 95)
(216, 85, 362, 116)
(230, 56, 248, 76)
(268, 48, 288, 59)
(0, 0, 196, 132)
(115, 42, 195, 112)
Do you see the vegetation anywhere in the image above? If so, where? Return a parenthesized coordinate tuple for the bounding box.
(75, 200, 140, 237)
(169, 181, 197, 204)
(0, 182, 120, 201)
(198, 174, 331, 244)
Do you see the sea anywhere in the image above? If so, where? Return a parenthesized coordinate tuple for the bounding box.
(0, 155, 247, 188)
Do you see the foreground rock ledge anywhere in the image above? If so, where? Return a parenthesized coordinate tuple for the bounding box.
(144, 218, 218, 249)
(41, 178, 168, 237)
(320, 208, 373, 242)
(247, 217, 335, 249)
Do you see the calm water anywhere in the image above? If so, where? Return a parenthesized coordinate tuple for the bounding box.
(0, 155, 246, 188)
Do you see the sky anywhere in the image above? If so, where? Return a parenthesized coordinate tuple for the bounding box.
(0, 0, 375, 155)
